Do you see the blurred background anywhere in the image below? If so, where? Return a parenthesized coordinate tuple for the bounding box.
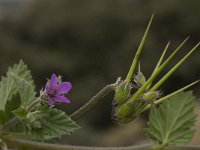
(0, 0, 199, 147)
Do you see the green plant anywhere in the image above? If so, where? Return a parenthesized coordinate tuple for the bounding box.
(0, 15, 199, 150)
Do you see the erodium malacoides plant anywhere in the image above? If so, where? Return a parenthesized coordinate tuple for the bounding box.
(0, 15, 199, 150)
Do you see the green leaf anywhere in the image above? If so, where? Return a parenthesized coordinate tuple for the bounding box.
(145, 91, 196, 146)
(26, 106, 80, 140)
(0, 60, 34, 111)
(0, 93, 21, 125)
(11, 74, 36, 107)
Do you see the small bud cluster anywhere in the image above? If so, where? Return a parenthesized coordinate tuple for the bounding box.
(114, 77, 132, 104)
(133, 71, 146, 87)
(25, 111, 44, 131)
(112, 71, 162, 124)
(112, 77, 132, 122)
(142, 91, 162, 102)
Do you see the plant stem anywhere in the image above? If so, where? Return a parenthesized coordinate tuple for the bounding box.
(27, 98, 44, 111)
(70, 84, 116, 120)
(1, 135, 200, 150)
(149, 144, 165, 150)
(0, 134, 154, 150)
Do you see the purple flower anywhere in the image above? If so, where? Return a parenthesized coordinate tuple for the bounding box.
(45, 73, 72, 106)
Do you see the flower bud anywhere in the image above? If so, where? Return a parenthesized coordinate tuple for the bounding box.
(113, 100, 145, 124)
(32, 121, 42, 129)
(115, 102, 134, 119)
(114, 77, 131, 105)
(143, 91, 162, 102)
(25, 111, 44, 130)
(40, 89, 48, 101)
(134, 72, 146, 87)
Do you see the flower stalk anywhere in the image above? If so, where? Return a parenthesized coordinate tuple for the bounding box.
(70, 83, 116, 120)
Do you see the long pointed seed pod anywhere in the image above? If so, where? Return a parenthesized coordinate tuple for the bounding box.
(147, 42, 170, 89)
(153, 42, 171, 73)
(128, 37, 189, 103)
(125, 15, 154, 83)
(149, 42, 200, 92)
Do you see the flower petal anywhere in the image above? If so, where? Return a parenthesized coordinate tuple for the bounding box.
(57, 82, 72, 94)
(48, 97, 55, 106)
(45, 84, 51, 93)
(50, 73, 58, 88)
(54, 95, 71, 103)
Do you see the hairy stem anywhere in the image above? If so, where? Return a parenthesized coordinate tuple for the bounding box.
(1, 135, 200, 150)
(70, 84, 116, 120)
(0, 134, 153, 150)
(27, 98, 45, 111)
